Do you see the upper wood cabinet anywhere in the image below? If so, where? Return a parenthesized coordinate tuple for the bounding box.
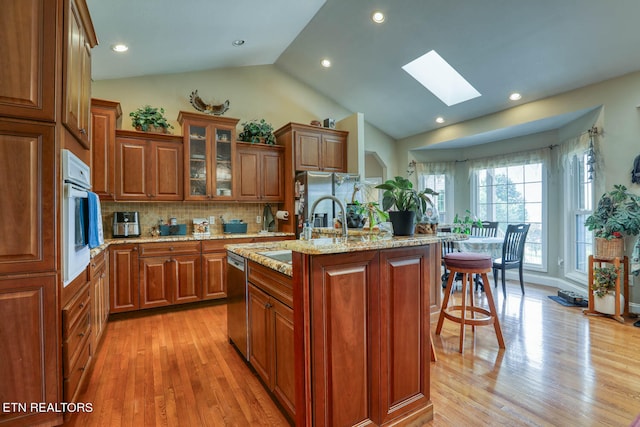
(0, 0, 57, 122)
(115, 130, 184, 201)
(63, 0, 97, 149)
(275, 122, 348, 173)
(91, 99, 122, 200)
(236, 142, 284, 202)
(178, 111, 239, 201)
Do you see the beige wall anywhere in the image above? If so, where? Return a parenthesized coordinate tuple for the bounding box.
(93, 64, 353, 137)
(397, 71, 640, 309)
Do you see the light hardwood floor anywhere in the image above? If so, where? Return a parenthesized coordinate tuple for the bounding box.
(66, 282, 640, 427)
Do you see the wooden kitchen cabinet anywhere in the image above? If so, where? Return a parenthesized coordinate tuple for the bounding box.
(63, 0, 97, 149)
(0, 0, 57, 121)
(109, 244, 139, 313)
(62, 282, 92, 403)
(139, 241, 202, 309)
(236, 142, 284, 202)
(275, 122, 348, 173)
(293, 245, 434, 426)
(202, 251, 227, 299)
(90, 250, 109, 350)
(247, 262, 295, 421)
(115, 130, 184, 201)
(0, 120, 56, 276)
(178, 111, 239, 200)
(0, 275, 59, 426)
(91, 99, 122, 200)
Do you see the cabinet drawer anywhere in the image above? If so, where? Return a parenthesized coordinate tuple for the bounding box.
(63, 285, 91, 338)
(247, 261, 293, 308)
(89, 251, 106, 279)
(139, 241, 201, 257)
(63, 308, 91, 373)
(63, 337, 91, 402)
(202, 237, 253, 252)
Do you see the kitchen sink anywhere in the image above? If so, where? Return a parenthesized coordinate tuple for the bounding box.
(257, 250, 292, 264)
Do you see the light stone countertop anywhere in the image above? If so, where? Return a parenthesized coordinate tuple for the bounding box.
(89, 231, 294, 258)
(225, 232, 469, 276)
(280, 232, 467, 255)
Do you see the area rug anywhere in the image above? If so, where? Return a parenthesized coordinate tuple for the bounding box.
(548, 295, 588, 308)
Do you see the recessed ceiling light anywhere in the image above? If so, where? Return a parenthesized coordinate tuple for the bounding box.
(402, 50, 481, 106)
(232, 39, 245, 47)
(321, 59, 331, 68)
(111, 44, 128, 53)
(509, 92, 522, 101)
(371, 11, 385, 23)
(435, 117, 445, 124)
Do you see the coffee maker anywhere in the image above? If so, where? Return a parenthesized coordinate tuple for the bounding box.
(112, 211, 140, 238)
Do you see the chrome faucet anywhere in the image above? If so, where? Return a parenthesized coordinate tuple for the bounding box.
(308, 195, 348, 238)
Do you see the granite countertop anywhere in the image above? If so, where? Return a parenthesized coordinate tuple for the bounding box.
(89, 231, 294, 258)
(225, 232, 469, 276)
(280, 232, 467, 255)
(225, 241, 294, 277)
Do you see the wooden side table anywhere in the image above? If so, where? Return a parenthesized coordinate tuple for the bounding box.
(583, 255, 629, 323)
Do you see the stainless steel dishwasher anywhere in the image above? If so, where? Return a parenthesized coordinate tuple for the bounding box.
(226, 251, 249, 360)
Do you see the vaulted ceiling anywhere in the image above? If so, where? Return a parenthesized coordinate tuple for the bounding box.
(87, 0, 640, 141)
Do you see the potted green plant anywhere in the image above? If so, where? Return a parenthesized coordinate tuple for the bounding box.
(592, 264, 624, 314)
(585, 184, 640, 258)
(129, 105, 174, 133)
(347, 200, 389, 230)
(238, 119, 276, 144)
(375, 176, 437, 236)
(452, 210, 483, 234)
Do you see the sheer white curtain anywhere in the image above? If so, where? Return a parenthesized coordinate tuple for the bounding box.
(468, 147, 551, 174)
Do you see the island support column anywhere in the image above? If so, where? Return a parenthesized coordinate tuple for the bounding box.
(292, 244, 436, 426)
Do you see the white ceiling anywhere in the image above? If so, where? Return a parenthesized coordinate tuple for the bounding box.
(87, 0, 640, 142)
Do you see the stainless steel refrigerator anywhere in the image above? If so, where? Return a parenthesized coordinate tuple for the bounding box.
(294, 171, 360, 237)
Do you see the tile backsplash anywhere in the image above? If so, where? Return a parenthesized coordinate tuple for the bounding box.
(101, 201, 278, 238)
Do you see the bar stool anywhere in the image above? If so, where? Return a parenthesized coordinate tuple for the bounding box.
(435, 252, 505, 353)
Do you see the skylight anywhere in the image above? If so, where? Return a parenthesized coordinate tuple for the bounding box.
(402, 50, 480, 106)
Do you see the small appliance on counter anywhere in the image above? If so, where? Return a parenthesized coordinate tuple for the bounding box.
(112, 211, 141, 238)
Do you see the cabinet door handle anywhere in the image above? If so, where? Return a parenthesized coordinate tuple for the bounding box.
(78, 332, 85, 337)
(133, 246, 138, 251)
(80, 128, 87, 135)
(79, 303, 84, 309)
(169, 247, 174, 251)
(265, 302, 272, 309)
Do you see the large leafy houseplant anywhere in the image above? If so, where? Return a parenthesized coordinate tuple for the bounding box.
(376, 176, 437, 235)
(585, 185, 640, 239)
(238, 119, 276, 144)
(130, 105, 174, 133)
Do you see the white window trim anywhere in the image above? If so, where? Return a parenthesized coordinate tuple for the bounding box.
(563, 153, 592, 282)
(471, 162, 548, 273)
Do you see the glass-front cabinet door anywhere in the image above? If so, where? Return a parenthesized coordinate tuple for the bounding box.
(178, 112, 239, 200)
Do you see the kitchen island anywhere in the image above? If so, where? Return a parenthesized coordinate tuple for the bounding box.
(227, 233, 464, 426)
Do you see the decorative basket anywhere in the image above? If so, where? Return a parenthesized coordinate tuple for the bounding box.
(594, 237, 624, 260)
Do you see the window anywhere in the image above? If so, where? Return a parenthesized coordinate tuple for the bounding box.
(474, 163, 545, 268)
(568, 152, 593, 275)
(419, 174, 448, 223)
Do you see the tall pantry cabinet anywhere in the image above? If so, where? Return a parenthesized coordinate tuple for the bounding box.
(0, 1, 97, 426)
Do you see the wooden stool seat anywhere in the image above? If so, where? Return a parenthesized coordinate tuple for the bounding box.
(436, 252, 505, 353)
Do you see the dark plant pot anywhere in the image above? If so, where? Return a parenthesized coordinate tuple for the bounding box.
(345, 204, 365, 229)
(389, 210, 416, 236)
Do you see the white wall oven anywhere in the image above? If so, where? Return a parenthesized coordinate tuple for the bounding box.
(62, 149, 91, 286)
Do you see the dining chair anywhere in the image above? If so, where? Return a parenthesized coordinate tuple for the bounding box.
(441, 240, 459, 288)
(472, 221, 499, 237)
(493, 223, 530, 297)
